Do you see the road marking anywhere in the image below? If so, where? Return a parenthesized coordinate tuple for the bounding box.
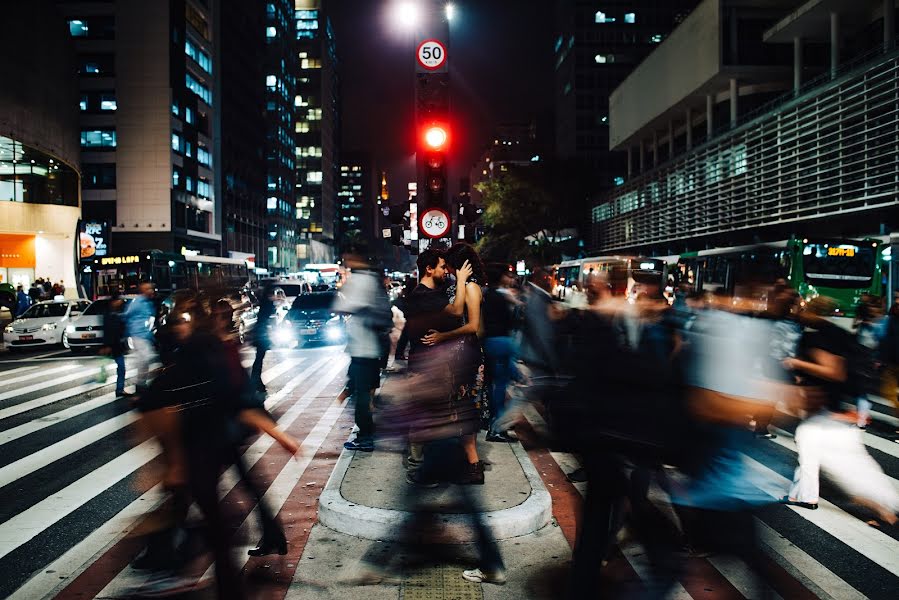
(0, 363, 81, 388)
(743, 455, 899, 577)
(0, 381, 115, 422)
(0, 390, 120, 447)
(0, 439, 162, 561)
(0, 363, 118, 402)
(0, 366, 40, 378)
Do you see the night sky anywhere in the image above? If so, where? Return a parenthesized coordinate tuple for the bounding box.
(328, 0, 554, 199)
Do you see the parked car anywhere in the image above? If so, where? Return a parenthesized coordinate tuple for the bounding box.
(64, 298, 132, 352)
(4, 299, 90, 350)
(274, 291, 345, 346)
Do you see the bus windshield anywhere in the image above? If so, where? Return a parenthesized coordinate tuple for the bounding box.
(802, 243, 875, 288)
(95, 265, 146, 297)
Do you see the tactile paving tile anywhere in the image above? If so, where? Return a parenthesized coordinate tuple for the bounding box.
(400, 564, 484, 600)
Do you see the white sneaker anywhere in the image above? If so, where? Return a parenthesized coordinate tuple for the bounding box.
(461, 568, 506, 585)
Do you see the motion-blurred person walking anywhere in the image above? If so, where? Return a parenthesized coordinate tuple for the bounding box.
(124, 282, 158, 394)
(783, 297, 898, 526)
(249, 284, 277, 393)
(482, 265, 519, 442)
(335, 242, 393, 452)
(100, 293, 128, 398)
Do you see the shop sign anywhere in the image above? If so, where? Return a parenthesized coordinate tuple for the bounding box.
(80, 220, 109, 259)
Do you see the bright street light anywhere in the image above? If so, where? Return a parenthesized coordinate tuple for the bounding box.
(392, 1, 419, 30)
(445, 3, 456, 22)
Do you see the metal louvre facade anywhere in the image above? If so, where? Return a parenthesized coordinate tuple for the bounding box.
(593, 51, 899, 253)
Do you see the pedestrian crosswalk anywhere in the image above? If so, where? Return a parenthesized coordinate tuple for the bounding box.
(0, 347, 350, 599)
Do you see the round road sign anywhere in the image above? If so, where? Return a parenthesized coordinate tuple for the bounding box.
(417, 39, 447, 71)
(419, 207, 450, 239)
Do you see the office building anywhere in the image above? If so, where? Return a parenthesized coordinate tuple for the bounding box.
(594, 0, 898, 254)
(295, 0, 340, 265)
(58, 0, 223, 256)
(337, 152, 377, 246)
(1, 1, 81, 293)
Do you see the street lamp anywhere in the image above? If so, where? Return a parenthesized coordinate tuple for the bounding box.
(445, 3, 456, 22)
(392, 1, 419, 30)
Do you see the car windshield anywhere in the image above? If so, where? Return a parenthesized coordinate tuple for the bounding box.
(802, 243, 875, 288)
(21, 303, 69, 319)
(82, 300, 110, 315)
(290, 292, 337, 311)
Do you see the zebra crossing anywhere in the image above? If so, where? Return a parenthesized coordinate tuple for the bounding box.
(0, 347, 351, 599)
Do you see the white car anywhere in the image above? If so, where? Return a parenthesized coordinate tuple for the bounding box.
(3, 299, 90, 350)
(64, 298, 132, 352)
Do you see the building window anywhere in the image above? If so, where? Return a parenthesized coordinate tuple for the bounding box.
(197, 146, 211, 167)
(100, 94, 117, 111)
(266, 26, 277, 38)
(185, 39, 212, 73)
(267, 197, 278, 210)
(197, 179, 211, 198)
(185, 176, 194, 192)
(651, 34, 663, 43)
(185, 141, 193, 158)
(81, 129, 116, 148)
(172, 102, 180, 116)
(307, 171, 322, 183)
(80, 62, 102, 75)
(82, 163, 117, 189)
(594, 54, 615, 64)
(624, 13, 636, 24)
(186, 73, 212, 105)
(306, 108, 322, 120)
(69, 19, 89, 37)
(595, 11, 615, 23)
(295, 121, 310, 133)
(172, 132, 181, 152)
(172, 169, 180, 187)
(79, 95, 88, 111)
(266, 75, 277, 89)
(300, 57, 321, 69)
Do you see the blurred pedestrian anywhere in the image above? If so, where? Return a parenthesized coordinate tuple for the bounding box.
(854, 298, 884, 429)
(783, 297, 898, 525)
(878, 296, 899, 440)
(334, 242, 393, 452)
(28, 281, 41, 304)
(482, 265, 519, 442)
(249, 284, 277, 392)
(101, 293, 128, 397)
(15, 285, 31, 317)
(124, 282, 158, 394)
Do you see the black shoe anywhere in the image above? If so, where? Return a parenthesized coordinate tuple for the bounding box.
(755, 431, 777, 439)
(566, 467, 588, 483)
(486, 431, 514, 443)
(248, 533, 287, 557)
(456, 461, 485, 485)
(781, 496, 818, 510)
(406, 469, 439, 488)
(344, 439, 374, 452)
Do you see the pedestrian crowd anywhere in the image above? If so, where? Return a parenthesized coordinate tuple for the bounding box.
(14, 277, 67, 316)
(77, 239, 899, 598)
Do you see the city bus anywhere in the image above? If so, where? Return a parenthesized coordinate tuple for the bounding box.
(553, 255, 667, 306)
(661, 237, 886, 318)
(86, 250, 254, 300)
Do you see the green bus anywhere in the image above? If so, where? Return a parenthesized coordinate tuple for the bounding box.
(661, 237, 886, 318)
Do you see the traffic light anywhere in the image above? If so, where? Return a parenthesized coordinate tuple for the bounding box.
(420, 122, 449, 209)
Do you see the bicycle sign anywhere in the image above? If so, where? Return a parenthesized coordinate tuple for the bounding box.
(419, 207, 451, 239)
(417, 39, 447, 71)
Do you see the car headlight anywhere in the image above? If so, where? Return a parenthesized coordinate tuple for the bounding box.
(41, 323, 57, 331)
(65, 325, 76, 333)
(274, 327, 294, 344)
(4, 324, 13, 334)
(325, 327, 343, 341)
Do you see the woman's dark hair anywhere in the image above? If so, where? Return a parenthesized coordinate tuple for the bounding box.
(445, 242, 485, 284)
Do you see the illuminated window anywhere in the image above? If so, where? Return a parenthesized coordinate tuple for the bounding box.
(266, 26, 277, 38)
(267, 197, 277, 210)
(100, 94, 117, 111)
(172, 169, 180, 187)
(266, 75, 277, 89)
(300, 58, 321, 69)
(172, 102, 179, 116)
(624, 13, 636, 24)
(69, 19, 89, 36)
(594, 54, 615, 64)
(184, 106, 193, 124)
(185, 39, 212, 73)
(197, 179, 211, 198)
(79, 96, 87, 111)
(651, 34, 663, 43)
(186, 73, 212, 105)
(171, 132, 182, 152)
(185, 176, 194, 192)
(306, 108, 322, 120)
(295, 121, 310, 133)
(81, 129, 116, 148)
(197, 146, 212, 167)
(595, 11, 615, 23)
(307, 171, 322, 183)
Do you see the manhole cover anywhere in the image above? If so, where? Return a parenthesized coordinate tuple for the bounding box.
(400, 565, 483, 600)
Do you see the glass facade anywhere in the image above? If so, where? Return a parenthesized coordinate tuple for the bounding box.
(0, 136, 79, 207)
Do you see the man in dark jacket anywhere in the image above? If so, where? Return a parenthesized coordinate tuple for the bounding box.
(102, 294, 128, 397)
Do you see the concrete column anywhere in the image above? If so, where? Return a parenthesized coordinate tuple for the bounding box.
(830, 12, 840, 77)
(706, 94, 714, 137)
(627, 146, 632, 178)
(668, 120, 674, 157)
(886, 0, 896, 50)
(729, 78, 738, 127)
(793, 37, 803, 92)
(652, 131, 659, 167)
(639, 139, 645, 172)
(685, 107, 693, 150)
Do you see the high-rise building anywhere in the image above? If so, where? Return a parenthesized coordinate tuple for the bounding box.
(221, 0, 268, 269)
(1, 1, 81, 294)
(554, 0, 698, 247)
(265, 0, 298, 273)
(294, 0, 339, 265)
(337, 152, 377, 246)
(58, 0, 223, 256)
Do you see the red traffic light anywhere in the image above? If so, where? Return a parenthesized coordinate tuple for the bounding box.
(423, 125, 448, 150)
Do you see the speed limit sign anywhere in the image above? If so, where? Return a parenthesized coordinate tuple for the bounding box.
(417, 39, 447, 71)
(419, 207, 450, 239)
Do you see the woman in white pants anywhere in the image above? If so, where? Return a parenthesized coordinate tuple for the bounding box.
(784, 298, 898, 526)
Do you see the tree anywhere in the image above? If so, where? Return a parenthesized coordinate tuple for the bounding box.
(475, 169, 579, 267)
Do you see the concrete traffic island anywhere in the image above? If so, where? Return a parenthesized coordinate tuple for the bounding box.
(317, 432, 553, 543)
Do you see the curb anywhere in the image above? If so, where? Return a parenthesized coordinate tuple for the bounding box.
(317, 441, 553, 543)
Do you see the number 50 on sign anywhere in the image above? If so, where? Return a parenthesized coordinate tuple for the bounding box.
(417, 39, 447, 71)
